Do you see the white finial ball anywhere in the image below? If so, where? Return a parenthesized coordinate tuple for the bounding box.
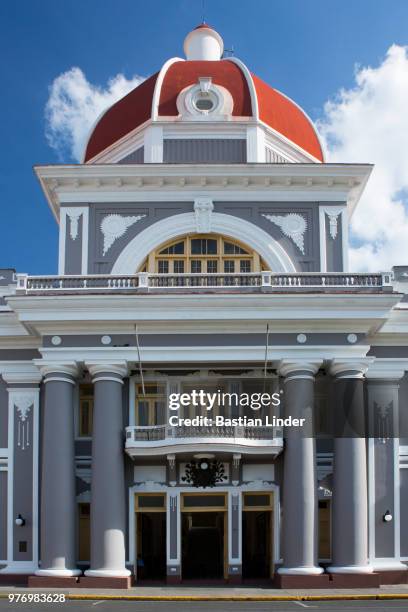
(183, 25, 224, 61)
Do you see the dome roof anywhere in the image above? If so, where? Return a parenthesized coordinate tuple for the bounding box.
(83, 26, 324, 163)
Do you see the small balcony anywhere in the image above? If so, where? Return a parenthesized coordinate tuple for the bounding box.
(125, 424, 284, 456)
(15, 271, 393, 295)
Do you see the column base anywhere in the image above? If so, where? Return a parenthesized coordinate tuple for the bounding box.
(327, 564, 373, 574)
(84, 568, 131, 578)
(329, 572, 380, 588)
(35, 568, 82, 577)
(277, 565, 324, 575)
(80, 576, 132, 589)
(275, 573, 330, 589)
(28, 576, 80, 588)
(0, 562, 38, 574)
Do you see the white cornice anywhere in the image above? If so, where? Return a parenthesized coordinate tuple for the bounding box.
(5, 293, 400, 343)
(34, 162, 372, 221)
(37, 344, 372, 365)
(0, 361, 42, 384)
(365, 358, 408, 380)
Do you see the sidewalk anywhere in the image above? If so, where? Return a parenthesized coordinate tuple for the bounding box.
(2, 584, 408, 601)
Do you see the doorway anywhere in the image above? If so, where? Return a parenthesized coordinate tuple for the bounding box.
(135, 494, 166, 581)
(181, 493, 227, 580)
(242, 492, 273, 579)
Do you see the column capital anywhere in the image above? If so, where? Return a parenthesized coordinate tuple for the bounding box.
(34, 361, 79, 384)
(330, 358, 374, 379)
(365, 358, 407, 381)
(86, 361, 129, 382)
(1, 361, 42, 385)
(278, 360, 322, 380)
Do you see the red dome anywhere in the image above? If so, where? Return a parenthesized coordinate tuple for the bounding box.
(84, 55, 323, 162)
(252, 74, 323, 162)
(158, 60, 252, 118)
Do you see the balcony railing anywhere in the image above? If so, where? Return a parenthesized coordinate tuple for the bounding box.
(15, 271, 393, 294)
(125, 424, 283, 450)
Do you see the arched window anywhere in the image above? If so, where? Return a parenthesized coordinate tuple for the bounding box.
(138, 234, 266, 274)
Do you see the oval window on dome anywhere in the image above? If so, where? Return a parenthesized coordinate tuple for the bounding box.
(195, 96, 215, 111)
(192, 91, 218, 114)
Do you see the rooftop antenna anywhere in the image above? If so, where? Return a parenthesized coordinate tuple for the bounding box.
(201, 0, 206, 23)
(223, 45, 235, 58)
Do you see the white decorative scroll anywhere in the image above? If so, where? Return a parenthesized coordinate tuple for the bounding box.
(67, 210, 82, 241)
(100, 214, 146, 256)
(326, 210, 341, 240)
(262, 213, 307, 254)
(14, 394, 34, 451)
(194, 198, 214, 232)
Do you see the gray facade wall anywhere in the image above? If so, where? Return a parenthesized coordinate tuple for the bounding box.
(374, 438, 395, 557)
(84, 200, 325, 274)
(401, 469, 408, 557)
(0, 471, 6, 561)
(119, 147, 144, 164)
(163, 139, 246, 164)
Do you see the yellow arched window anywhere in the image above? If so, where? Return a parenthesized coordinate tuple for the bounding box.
(139, 234, 266, 274)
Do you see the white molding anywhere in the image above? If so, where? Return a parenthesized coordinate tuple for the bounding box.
(81, 206, 89, 275)
(143, 125, 163, 163)
(111, 212, 296, 274)
(246, 126, 265, 163)
(319, 206, 347, 272)
(0, 362, 42, 385)
(59, 206, 89, 275)
(224, 58, 259, 120)
(34, 162, 374, 220)
(151, 58, 184, 121)
(319, 207, 327, 272)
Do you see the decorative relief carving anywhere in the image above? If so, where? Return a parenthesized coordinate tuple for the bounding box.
(326, 210, 341, 240)
(262, 213, 307, 254)
(14, 394, 34, 451)
(100, 214, 146, 256)
(374, 400, 393, 443)
(67, 210, 82, 241)
(194, 198, 214, 232)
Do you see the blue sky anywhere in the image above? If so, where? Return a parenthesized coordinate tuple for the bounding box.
(1, 0, 408, 274)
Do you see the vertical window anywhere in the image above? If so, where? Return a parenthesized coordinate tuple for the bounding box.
(240, 260, 251, 273)
(158, 260, 169, 274)
(224, 260, 234, 273)
(191, 260, 202, 273)
(207, 260, 218, 273)
(136, 384, 166, 426)
(79, 385, 93, 437)
(173, 260, 185, 274)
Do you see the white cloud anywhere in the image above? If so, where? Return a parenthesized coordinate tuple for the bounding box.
(318, 44, 408, 271)
(45, 67, 144, 162)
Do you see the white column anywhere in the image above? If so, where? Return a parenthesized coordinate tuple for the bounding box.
(144, 126, 163, 163)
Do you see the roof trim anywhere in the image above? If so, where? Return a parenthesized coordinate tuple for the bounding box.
(224, 56, 258, 119)
(151, 57, 184, 121)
